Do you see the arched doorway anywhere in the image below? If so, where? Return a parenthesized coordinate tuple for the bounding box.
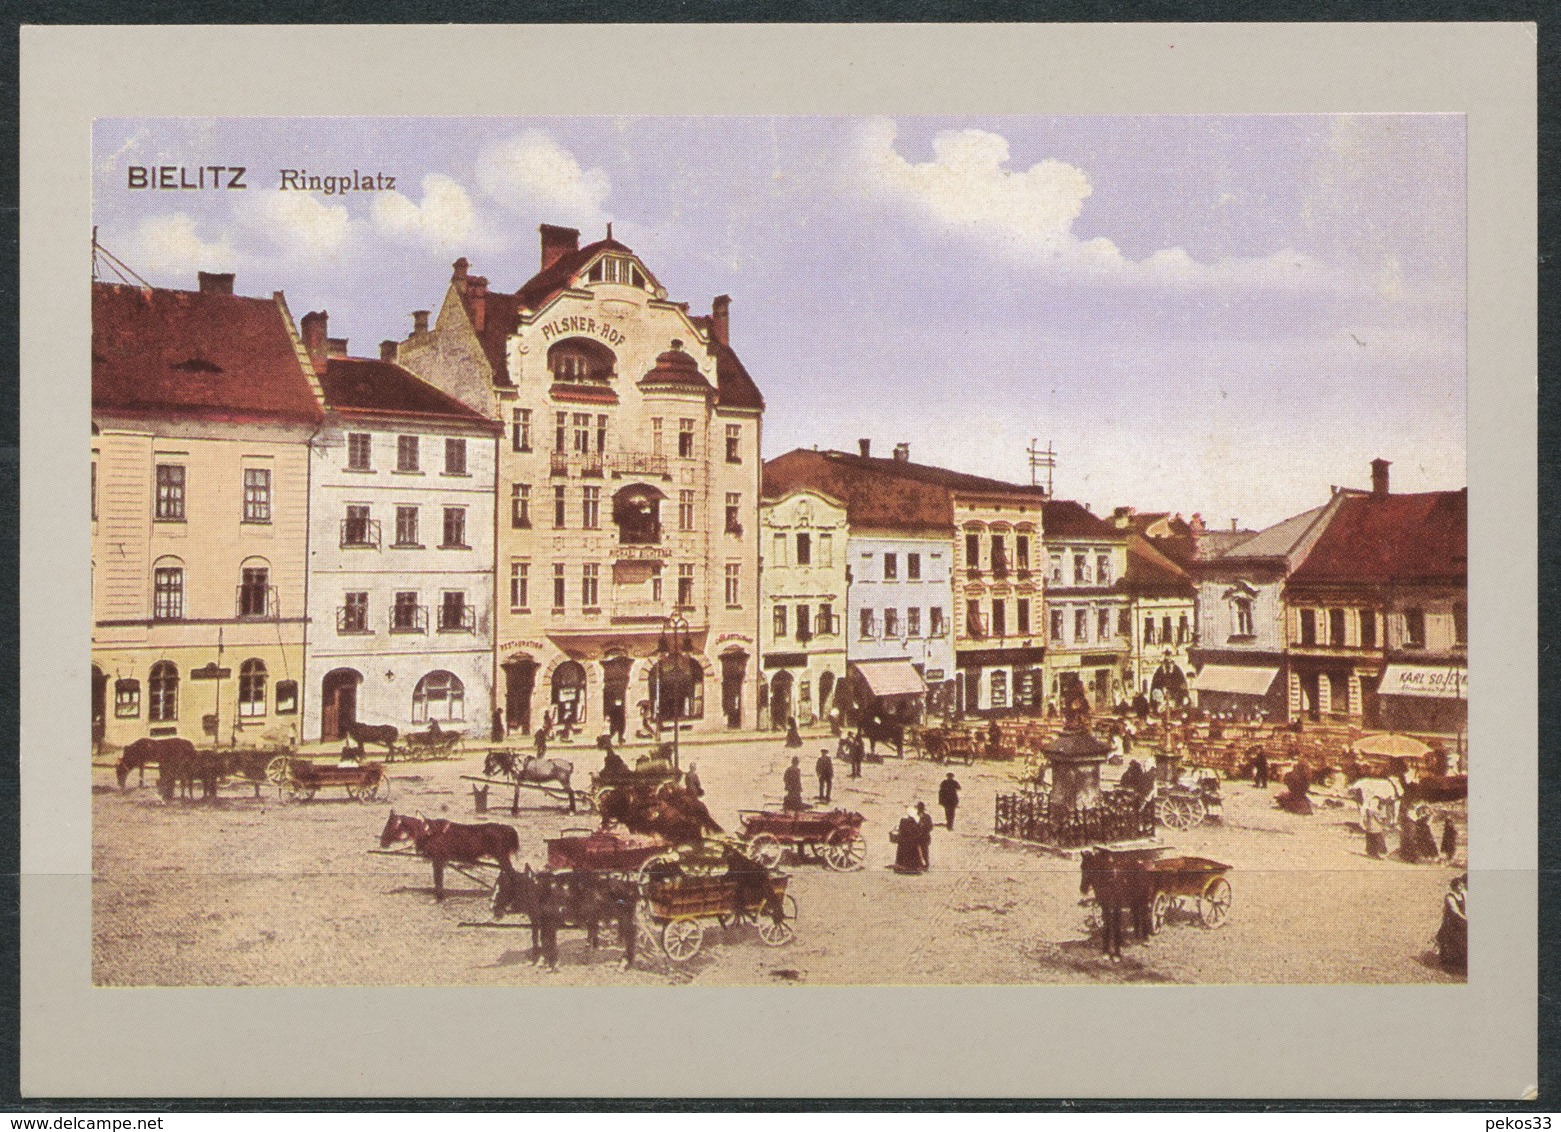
(601, 655, 634, 741)
(720, 650, 748, 730)
(818, 670, 836, 723)
(92, 665, 107, 751)
(551, 660, 587, 732)
(770, 670, 794, 730)
(650, 653, 704, 724)
(320, 668, 362, 742)
(502, 655, 537, 734)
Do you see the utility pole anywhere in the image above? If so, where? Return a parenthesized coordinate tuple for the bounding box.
(1027, 439, 1056, 497)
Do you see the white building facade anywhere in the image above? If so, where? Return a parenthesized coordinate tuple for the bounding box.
(1040, 501, 1131, 712)
(303, 327, 502, 742)
(847, 530, 957, 717)
(757, 489, 849, 729)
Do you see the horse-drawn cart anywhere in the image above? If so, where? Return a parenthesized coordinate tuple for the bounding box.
(639, 870, 796, 962)
(268, 755, 385, 802)
(738, 808, 867, 872)
(1148, 855, 1234, 929)
(1154, 769, 1224, 831)
(545, 827, 672, 875)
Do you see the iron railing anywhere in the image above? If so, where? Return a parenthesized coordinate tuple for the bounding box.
(389, 604, 429, 634)
(994, 789, 1156, 849)
(437, 604, 477, 633)
(340, 518, 381, 549)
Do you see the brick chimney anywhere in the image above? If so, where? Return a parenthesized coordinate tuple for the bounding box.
(710, 295, 731, 346)
(380, 340, 398, 363)
(540, 224, 580, 271)
(300, 311, 328, 371)
(326, 337, 349, 358)
(858, 438, 872, 458)
(468, 276, 488, 332)
(1371, 457, 1391, 499)
(893, 442, 910, 462)
(197, 271, 234, 295)
(412, 310, 430, 335)
(451, 257, 469, 294)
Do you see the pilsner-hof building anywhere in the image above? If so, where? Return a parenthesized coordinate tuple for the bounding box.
(396, 225, 765, 738)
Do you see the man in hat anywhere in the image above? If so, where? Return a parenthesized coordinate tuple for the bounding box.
(938, 772, 962, 830)
(782, 756, 805, 811)
(915, 802, 935, 870)
(815, 748, 834, 803)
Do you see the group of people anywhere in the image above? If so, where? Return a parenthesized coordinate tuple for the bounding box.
(1362, 798, 1456, 863)
(890, 774, 962, 875)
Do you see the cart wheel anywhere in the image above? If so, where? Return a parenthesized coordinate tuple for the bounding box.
(1151, 890, 1171, 933)
(1199, 876, 1233, 928)
(757, 894, 798, 947)
(353, 778, 382, 802)
(286, 781, 315, 802)
(823, 828, 867, 872)
(636, 910, 661, 958)
(662, 918, 703, 962)
(265, 756, 293, 786)
(1185, 796, 1206, 827)
(748, 834, 785, 870)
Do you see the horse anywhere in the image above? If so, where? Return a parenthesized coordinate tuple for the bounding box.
(490, 865, 638, 971)
(347, 721, 399, 755)
(118, 736, 194, 791)
(482, 751, 577, 813)
(379, 811, 519, 899)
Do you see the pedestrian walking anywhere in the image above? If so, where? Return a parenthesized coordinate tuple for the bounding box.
(534, 719, 549, 759)
(1441, 816, 1459, 862)
(915, 802, 934, 870)
(1252, 747, 1270, 789)
(815, 749, 834, 802)
(491, 708, 504, 743)
(1362, 798, 1389, 858)
(892, 807, 923, 874)
(784, 716, 803, 749)
(782, 755, 805, 811)
(938, 772, 962, 830)
(685, 762, 704, 798)
(849, 732, 864, 778)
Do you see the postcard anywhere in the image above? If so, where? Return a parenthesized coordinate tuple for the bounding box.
(23, 23, 1537, 1099)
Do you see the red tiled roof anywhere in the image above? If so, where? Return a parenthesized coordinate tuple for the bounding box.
(1042, 499, 1124, 540)
(763, 449, 954, 534)
(92, 282, 322, 423)
(516, 237, 635, 312)
(1288, 490, 1467, 586)
(691, 315, 765, 411)
(1122, 533, 1196, 597)
(638, 342, 714, 394)
(320, 356, 495, 424)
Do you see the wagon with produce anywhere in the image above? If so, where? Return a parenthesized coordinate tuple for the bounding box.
(737, 807, 867, 872)
(266, 755, 385, 802)
(638, 865, 797, 963)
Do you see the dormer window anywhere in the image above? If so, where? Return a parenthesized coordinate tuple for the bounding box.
(587, 254, 645, 288)
(548, 337, 616, 384)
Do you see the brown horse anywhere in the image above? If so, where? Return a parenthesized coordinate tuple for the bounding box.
(490, 865, 638, 971)
(597, 782, 721, 843)
(118, 736, 194, 791)
(348, 721, 399, 755)
(379, 811, 518, 899)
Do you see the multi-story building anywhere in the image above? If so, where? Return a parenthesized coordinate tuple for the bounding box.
(1186, 490, 1353, 720)
(756, 486, 849, 729)
(1108, 509, 1201, 706)
(764, 443, 1036, 721)
(1037, 501, 1130, 712)
(91, 273, 322, 749)
(395, 225, 765, 737)
(1282, 460, 1466, 736)
(301, 316, 503, 742)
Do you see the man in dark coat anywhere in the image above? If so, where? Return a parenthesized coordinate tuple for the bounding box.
(915, 802, 934, 870)
(1252, 747, 1270, 789)
(893, 807, 924, 874)
(534, 718, 550, 759)
(782, 756, 805, 811)
(938, 772, 962, 830)
(815, 749, 834, 802)
(784, 717, 803, 748)
(849, 733, 865, 778)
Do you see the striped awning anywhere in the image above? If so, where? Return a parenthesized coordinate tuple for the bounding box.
(1188, 664, 1279, 697)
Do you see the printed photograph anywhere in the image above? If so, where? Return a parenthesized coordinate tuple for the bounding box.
(89, 115, 1468, 986)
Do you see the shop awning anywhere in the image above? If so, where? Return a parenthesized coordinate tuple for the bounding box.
(850, 659, 927, 699)
(1188, 664, 1279, 697)
(1378, 664, 1466, 700)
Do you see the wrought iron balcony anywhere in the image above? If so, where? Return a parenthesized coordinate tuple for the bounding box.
(235, 585, 279, 619)
(389, 604, 429, 634)
(437, 604, 477, 633)
(611, 451, 669, 478)
(336, 606, 371, 634)
(340, 518, 381, 549)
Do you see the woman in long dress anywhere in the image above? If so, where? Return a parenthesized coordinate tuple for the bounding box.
(893, 807, 924, 874)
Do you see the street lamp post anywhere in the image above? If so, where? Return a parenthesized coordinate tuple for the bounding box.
(656, 612, 692, 769)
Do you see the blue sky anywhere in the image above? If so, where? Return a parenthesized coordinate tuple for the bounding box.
(92, 115, 1466, 528)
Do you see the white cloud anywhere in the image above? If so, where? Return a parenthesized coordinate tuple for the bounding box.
(127, 213, 242, 276)
(475, 130, 610, 226)
(372, 173, 486, 253)
(253, 192, 357, 264)
(852, 118, 1334, 291)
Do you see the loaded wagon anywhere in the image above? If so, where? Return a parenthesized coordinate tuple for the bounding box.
(738, 808, 867, 872)
(639, 869, 796, 962)
(267, 755, 385, 802)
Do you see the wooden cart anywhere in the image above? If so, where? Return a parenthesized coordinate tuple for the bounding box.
(1148, 855, 1233, 929)
(639, 871, 796, 962)
(267, 755, 385, 802)
(738, 808, 867, 872)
